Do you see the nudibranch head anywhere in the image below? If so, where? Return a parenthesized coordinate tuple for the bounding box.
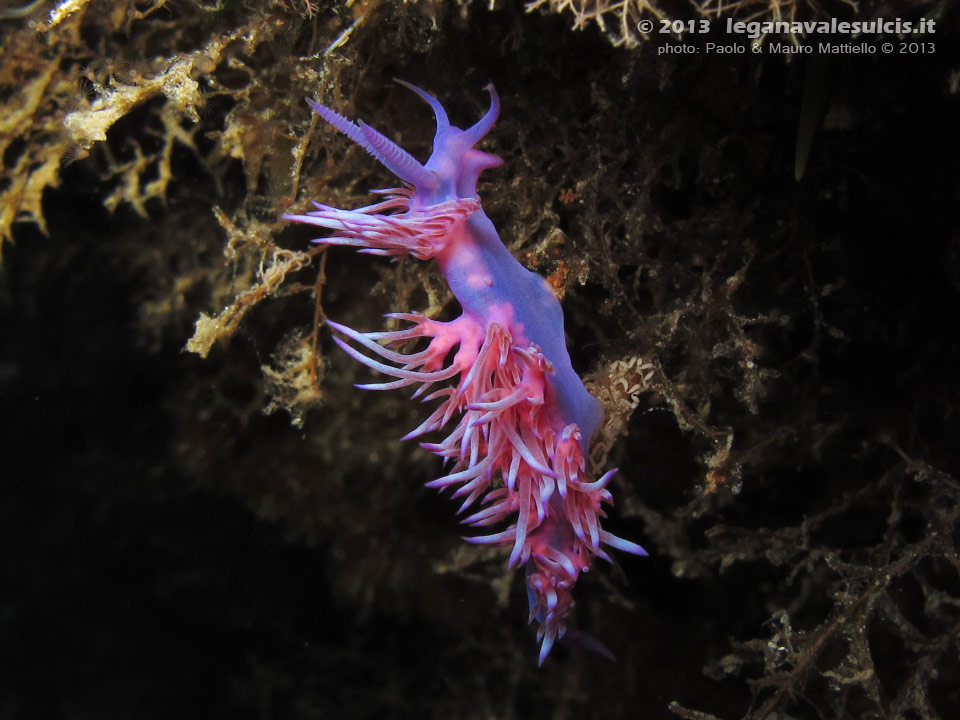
(306, 81, 502, 207)
(400, 80, 504, 203)
(390, 80, 504, 206)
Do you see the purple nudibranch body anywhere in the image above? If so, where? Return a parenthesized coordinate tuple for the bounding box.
(286, 81, 645, 664)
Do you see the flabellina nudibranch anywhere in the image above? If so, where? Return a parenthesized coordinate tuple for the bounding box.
(285, 81, 646, 665)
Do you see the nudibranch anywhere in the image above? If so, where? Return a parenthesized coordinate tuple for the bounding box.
(286, 81, 645, 664)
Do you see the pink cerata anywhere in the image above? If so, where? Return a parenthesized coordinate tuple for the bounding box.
(286, 81, 646, 664)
